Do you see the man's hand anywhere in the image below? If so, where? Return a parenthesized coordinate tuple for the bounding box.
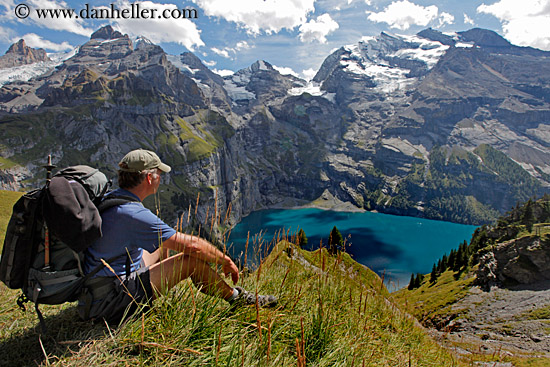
(222, 258, 239, 284)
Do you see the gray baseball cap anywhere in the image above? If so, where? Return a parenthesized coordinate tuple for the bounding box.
(119, 149, 171, 173)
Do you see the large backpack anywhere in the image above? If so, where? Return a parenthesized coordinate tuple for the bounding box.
(0, 164, 136, 332)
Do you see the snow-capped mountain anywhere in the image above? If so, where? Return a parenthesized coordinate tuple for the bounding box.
(2, 26, 550, 225)
(0, 42, 76, 87)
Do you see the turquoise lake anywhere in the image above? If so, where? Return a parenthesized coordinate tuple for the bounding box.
(227, 208, 478, 290)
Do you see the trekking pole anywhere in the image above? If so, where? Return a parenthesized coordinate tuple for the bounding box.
(42, 155, 56, 271)
(43, 155, 56, 182)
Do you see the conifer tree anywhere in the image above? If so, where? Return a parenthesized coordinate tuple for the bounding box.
(437, 259, 443, 274)
(415, 273, 423, 288)
(297, 228, 308, 248)
(408, 273, 416, 290)
(430, 264, 437, 283)
(454, 241, 468, 271)
(448, 249, 456, 270)
(328, 226, 344, 255)
(522, 199, 535, 233)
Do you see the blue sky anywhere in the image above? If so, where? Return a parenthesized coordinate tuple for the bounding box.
(1, 0, 549, 79)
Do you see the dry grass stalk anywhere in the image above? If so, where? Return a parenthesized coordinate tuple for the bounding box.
(194, 192, 200, 217)
(101, 258, 138, 306)
(241, 334, 246, 367)
(216, 324, 223, 364)
(267, 314, 273, 364)
(256, 293, 262, 343)
(211, 189, 218, 232)
(280, 266, 291, 290)
(290, 284, 304, 312)
(138, 342, 202, 355)
(244, 231, 250, 269)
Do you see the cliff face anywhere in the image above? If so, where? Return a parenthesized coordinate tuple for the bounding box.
(477, 235, 550, 287)
(1, 26, 550, 226)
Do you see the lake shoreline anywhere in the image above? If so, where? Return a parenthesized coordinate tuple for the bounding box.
(261, 189, 367, 214)
(228, 206, 479, 291)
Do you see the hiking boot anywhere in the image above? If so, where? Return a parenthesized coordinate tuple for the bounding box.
(230, 287, 278, 308)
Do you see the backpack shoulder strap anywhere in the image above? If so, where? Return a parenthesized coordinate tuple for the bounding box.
(97, 195, 140, 214)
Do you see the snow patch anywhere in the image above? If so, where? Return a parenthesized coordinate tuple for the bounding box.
(0, 48, 76, 86)
(338, 33, 450, 94)
(288, 81, 324, 96)
(389, 35, 449, 68)
(224, 77, 256, 102)
(258, 60, 269, 71)
(166, 55, 197, 75)
(455, 42, 474, 48)
(288, 81, 337, 103)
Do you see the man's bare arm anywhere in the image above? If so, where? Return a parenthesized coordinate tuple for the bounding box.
(163, 232, 239, 284)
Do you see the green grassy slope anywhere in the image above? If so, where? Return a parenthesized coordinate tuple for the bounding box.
(393, 194, 550, 367)
(0, 228, 458, 366)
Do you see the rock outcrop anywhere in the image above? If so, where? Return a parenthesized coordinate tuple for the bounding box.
(0, 39, 50, 68)
(477, 235, 550, 287)
(1, 26, 550, 227)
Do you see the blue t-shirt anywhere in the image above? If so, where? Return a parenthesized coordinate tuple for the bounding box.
(84, 189, 177, 278)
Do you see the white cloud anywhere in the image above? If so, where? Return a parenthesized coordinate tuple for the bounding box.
(477, 0, 550, 50)
(299, 13, 339, 43)
(27, 0, 93, 36)
(0, 0, 91, 36)
(0, 0, 15, 11)
(113, 1, 204, 50)
(301, 67, 317, 81)
(0, 25, 14, 42)
(273, 65, 298, 77)
(464, 13, 474, 25)
(192, 0, 315, 35)
(212, 68, 234, 77)
(366, 0, 452, 30)
(438, 12, 454, 27)
(332, 0, 363, 10)
(2, 0, 203, 49)
(210, 40, 253, 60)
(235, 41, 252, 52)
(212, 47, 230, 58)
(16, 33, 73, 51)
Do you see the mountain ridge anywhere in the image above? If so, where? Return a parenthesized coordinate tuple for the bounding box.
(1, 26, 549, 227)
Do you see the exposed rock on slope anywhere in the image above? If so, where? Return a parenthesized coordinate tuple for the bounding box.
(1, 26, 550, 226)
(477, 235, 550, 287)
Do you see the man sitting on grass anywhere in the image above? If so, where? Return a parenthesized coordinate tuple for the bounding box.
(78, 149, 276, 324)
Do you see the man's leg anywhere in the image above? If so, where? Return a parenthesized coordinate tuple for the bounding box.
(148, 252, 234, 300)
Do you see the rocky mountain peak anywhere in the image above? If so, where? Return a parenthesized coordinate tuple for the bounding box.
(90, 25, 125, 40)
(134, 36, 153, 49)
(1, 26, 550, 228)
(0, 39, 50, 68)
(179, 51, 208, 70)
(249, 60, 275, 73)
(417, 28, 456, 46)
(458, 28, 511, 48)
(177, 52, 225, 84)
(7, 39, 29, 54)
(70, 26, 133, 67)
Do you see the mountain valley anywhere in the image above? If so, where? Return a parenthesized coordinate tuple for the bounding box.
(1, 25, 550, 227)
